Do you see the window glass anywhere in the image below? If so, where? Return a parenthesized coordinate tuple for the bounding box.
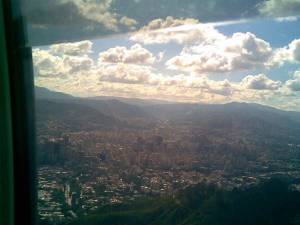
(23, 1, 300, 224)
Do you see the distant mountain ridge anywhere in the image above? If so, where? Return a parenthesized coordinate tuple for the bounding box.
(35, 86, 300, 138)
(35, 86, 75, 100)
(35, 86, 176, 106)
(35, 86, 154, 121)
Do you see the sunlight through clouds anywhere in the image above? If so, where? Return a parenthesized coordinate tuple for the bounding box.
(33, 16, 300, 111)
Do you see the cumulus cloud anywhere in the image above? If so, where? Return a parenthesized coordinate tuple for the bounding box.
(286, 79, 300, 91)
(98, 44, 156, 64)
(258, 0, 300, 17)
(97, 64, 160, 85)
(273, 39, 300, 65)
(33, 41, 239, 100)
(50, 40, 92, 56)
(120, 16, 138, 30)
(163, 76, 237, 97)
(63, 55, 94, 73)
(190, 78, 235, 96)
(286, 71, 300, 91)
(32, 49, 65, 77)
(65, 0, 119, 31)
(33, 41, 95, 78)
(96, 64, 236, 98)
(130, 17, 225, 45)
(131, 19, 297, 72)
(166, 32, 273, 74)
(241, 74, 282, 90)
(289, 39, 300, 62)
(33, 39, 297, 110)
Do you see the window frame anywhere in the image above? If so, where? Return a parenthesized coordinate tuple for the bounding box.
(1, 0, 37, 225)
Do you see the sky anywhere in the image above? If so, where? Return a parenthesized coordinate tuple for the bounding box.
(30, 0, 300, 111)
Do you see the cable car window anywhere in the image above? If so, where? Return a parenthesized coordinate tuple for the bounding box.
(4, 1, 300, 225)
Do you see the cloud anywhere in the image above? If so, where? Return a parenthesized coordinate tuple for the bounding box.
(258, 0, 300, 17)
(63, 55, 94, 73)
(26, 0, 119, 30)
(65, 0, 119, 31)
(130, 17, 225, 45)
(28, 0, 296, 46)
(32, 49, 65, 78)
(194, 78, 235, 96)
(286, 39, 300, 62)
(25, 0, 138, 45)
(96, 64, 236, 98)
(97, 64, 160, 85)
(241, 74, 282, 90)
(135, 16, 200, 30)
(286, 79, 300, 91)
(33, 40, 300, 110)
(120, 16, 138, 30)
(286, 71, 300, 91)
(33, 41, 239, 100)
(113, 0, 264, 27)
(98, 44, 156, 64)
(50, 40, 92, 56)
(273, 39, 300, 65)
(274, 16, 299, 22)
(166, 32, 273, 74)
(33, 41, 95, 78)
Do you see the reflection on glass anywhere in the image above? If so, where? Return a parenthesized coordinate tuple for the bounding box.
(29, 1, 300, 225)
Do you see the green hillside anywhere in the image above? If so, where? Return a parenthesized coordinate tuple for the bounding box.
(52, 179, 300, 225)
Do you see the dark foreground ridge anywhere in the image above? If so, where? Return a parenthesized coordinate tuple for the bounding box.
(50, 179, 300, 225)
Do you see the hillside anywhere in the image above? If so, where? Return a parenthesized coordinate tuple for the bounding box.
(35, 99, 120, 135)
(35, 86, 75, 100)
(35, 86, 154, 122)
(54, 179, 300, 225)
(146, 102, 300, 140)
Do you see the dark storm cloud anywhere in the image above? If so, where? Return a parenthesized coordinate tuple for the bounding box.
(258, 0, 300, 17)
(25, 1, 86, 26)
(112, 0, 262, 25)
(23, 0, 121, 45)
(22, 0, 300, 46)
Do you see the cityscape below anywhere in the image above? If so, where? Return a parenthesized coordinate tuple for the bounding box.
(36, 86, 300, 225)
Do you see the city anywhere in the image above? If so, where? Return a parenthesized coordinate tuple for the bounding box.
(35, 94, 300, 224)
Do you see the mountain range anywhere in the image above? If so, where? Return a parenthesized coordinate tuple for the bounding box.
(35, 86, 300, 138)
